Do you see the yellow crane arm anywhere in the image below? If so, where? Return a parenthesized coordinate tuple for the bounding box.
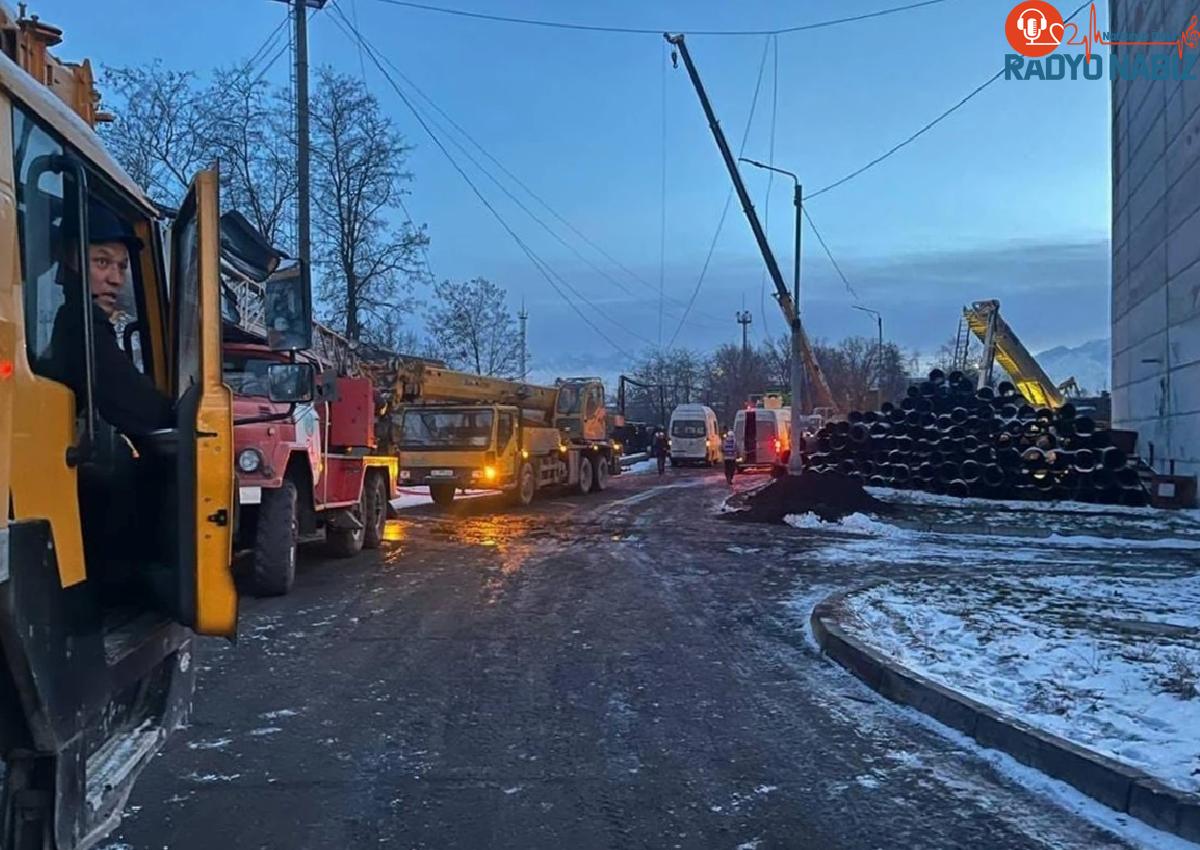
(0, 5, 111, 127)
(394, 362, 559, 411)
(964, 299, 1065, 408)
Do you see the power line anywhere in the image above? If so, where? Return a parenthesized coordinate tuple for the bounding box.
(802, 207, 859, 302)
(666, 34, 771, 349)
(658, 40, 667, 347)
(805, 0, 1091, 200)
(760, 33, 779, 341)
(333, 0, 438, 288)
(366, 0, 953, 36)
(328, 7, 634, 357)
(245, 10, 290, 72)
(390, 69, 728, 325)
(253, 35, 292, 84)
(334, 11, 728, 332)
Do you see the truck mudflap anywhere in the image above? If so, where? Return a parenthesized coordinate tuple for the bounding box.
(0, 521, 196, 850)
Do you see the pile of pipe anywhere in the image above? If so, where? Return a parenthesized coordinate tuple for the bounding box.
(803, 369, 1149, 506)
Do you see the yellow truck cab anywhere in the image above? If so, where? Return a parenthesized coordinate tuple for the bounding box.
(0, 8, 311, 848)
(388, 365, 619, 509)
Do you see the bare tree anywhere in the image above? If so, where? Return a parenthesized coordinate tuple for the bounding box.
(626, 348, 703, 426)
(426, 278, 520, 377)
(99, 62, 213, 206)
(761, 335, 791, 391)
(813, 336, 911, 412)
(702, 343, 769, 427)
(311, 67, 427, 344)
(206, 65, 296, 250)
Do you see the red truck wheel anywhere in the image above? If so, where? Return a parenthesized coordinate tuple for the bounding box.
(251, 479, 298, 597)
(362, 473, 388, 549)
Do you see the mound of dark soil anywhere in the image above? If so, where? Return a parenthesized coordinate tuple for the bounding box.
(726, 472, 890, 524)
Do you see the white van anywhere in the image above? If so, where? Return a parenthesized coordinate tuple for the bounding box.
(734, 407, 792, 473)
(668, 404, 720, 466)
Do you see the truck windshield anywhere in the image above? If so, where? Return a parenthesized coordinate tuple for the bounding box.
(556, 383, 582, 415)
(401, 409, 494, 449)
(671, 421, 707, 438)
(223, 355, 279, 397)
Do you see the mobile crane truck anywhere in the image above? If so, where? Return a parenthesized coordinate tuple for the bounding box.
(0, 5, 309, 847)
(384, 363, 620, 508)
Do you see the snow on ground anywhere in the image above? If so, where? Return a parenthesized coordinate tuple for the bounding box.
(390, 488, 491, 511)
(865, 486, 1200, 540)
(624, 458, 660, 475)
(781, 511, 1200, 571)
(842, 573, 1200, 793)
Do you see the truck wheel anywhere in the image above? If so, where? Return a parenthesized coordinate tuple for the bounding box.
(362, 472, 388, 549)
(430, 483, 456, 509)
(325, 498, 366, 558)
(251, 479, 298, 597)
(510, 462, 535, 507)
(575, 455, 594, 495)
(591, 455, 609, 491)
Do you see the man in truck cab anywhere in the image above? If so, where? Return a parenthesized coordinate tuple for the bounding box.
(47, 199, 174, 436)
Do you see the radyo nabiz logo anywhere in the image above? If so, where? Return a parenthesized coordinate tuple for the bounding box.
(1004, 1, 1200, 80)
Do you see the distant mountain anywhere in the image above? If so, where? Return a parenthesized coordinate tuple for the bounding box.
(1035, 338, 1110, 395)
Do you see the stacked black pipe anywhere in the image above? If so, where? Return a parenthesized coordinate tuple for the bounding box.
(803, 369, 1149, 506)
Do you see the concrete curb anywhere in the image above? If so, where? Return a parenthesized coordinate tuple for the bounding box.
(811, 592, 1200, 844)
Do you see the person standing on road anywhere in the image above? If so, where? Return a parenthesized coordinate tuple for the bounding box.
(722, 429, 738, 485)
(652, 428, 670, 476)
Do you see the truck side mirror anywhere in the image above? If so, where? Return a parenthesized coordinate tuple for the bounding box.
(263, 261, 313, 351)
(267, 362, 315, 403)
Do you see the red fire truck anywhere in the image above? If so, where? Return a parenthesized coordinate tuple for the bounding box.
(220, 220, 398, 596)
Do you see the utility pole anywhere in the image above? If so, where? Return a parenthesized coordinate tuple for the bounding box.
(852, 305, 884, 409)
(740, 158, 806, 474)
(518, 302, 528, 381)
(737, 310, 752, 355)
(273, 0, 327, 281)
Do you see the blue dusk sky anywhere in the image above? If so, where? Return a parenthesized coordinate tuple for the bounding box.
(35, 0, 1113, 372)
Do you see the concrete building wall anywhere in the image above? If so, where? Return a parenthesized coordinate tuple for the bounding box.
(1111, 0, 1200, 477)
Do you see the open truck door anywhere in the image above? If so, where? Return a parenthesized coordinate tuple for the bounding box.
(169, 170, 237, 636)
(0, 107, 235, 849)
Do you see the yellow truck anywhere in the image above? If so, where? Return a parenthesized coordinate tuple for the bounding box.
(384, 363, 620, 508)
(0, 7, 311, 847)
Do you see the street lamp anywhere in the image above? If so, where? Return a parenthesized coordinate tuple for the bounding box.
(738, 157, 804, 475)
(852, 305, 884, 407)
(738, 159, 800, 313)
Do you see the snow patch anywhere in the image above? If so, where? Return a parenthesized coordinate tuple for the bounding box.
(261, 708, 299, 720)
(187, 738, 232, 751)
(844, 574, 1200, 793)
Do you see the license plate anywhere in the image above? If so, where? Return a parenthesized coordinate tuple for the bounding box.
(430, 469, 454, 478)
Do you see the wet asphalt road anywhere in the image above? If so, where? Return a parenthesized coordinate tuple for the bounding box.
(108, 468, 1156, 850)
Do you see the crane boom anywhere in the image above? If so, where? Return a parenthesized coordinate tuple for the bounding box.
(393, 361, 561, 411)
(664, 33, 836, 414)
(964, 300, 1066, 408)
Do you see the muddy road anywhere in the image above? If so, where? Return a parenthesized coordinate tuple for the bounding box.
(109, 469, 1153, 850)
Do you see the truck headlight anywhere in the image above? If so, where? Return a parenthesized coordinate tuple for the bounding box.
(237, 448, 263, 473)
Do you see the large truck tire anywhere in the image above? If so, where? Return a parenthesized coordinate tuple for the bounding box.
(251, 478, 298, 597)
(325, 512, 365, 558)
(430, 483, 456, 509)
(509, 462, 535, 507)
(362, 472, 389, 549)
(575, 455, 594, 495)
(591, 454, 609, 491)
